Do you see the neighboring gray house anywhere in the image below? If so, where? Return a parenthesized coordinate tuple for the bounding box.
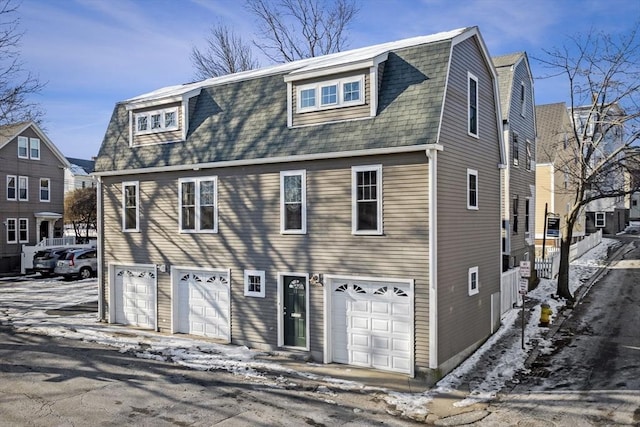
(0, 122, 70, 273)
(94, 27, 505, 381)
(493, 53, 537, 273)
(65, 157, 96, 193)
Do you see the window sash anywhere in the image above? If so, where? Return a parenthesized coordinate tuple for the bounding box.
(18, 176, 28, 201)
(17, 137, 28, 158)
(525, 199, 530, 234)
(281, 171, 306, 233)
(123, 182, 139, 231)
(298, 76, 365, 112)
(512, 132, 519, 166)
(30, 138, 40, 159)
(7, 175, 16, 200)
(134, 107, 179, 135)
(352, 165, 382, 234)
(179, 178, 217, 233)
(595, 212, 606, 227)
(18, 218, 28, 242)
(512, 197, 519, 233)
(6, 218, 16, 243)
(468, 73, 478, 136)
(320, 84, 338, 106)
(40, 178, 50, 202)
(468, 266, 479, 296)
(467, 169, 478, 209)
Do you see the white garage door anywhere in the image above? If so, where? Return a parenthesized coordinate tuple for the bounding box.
(175, 269, 230, 341)
(331, 279, 413, 374)
(114, 266, 156, 329)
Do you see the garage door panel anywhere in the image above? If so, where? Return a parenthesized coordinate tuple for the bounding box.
(176, 270, 230, 341)
(331, 279, 413, 374)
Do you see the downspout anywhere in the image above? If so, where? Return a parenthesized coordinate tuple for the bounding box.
(96, 176, 104, 321)
(426, 144, 443, 370)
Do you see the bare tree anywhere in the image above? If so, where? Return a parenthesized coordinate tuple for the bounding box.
(65, 187, 97, 243)
(535, 24, 640, 301)
(247, 0, 359, 62)
(192, 0, 359, 78)
(0, 0, 43, 125)
(191, 23, 259, 80)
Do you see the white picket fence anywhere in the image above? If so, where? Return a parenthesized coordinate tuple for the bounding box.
(501, 230, 603, 313)
(534, 230, 602, 279)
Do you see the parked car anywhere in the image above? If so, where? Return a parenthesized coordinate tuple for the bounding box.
(54, 248, 97, 280)
(33, 247, 75, 277)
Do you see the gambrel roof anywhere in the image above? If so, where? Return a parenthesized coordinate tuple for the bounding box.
(96, 26, 500, 175)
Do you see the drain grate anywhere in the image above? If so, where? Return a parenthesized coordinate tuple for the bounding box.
(529, 368, 551, 378)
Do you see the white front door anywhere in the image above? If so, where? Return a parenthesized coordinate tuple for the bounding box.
(174, 268, 230, 341)
(330, 278, 413, 374)
(114, 265, 156, 329)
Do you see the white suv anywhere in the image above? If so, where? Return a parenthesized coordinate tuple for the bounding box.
(55, 248, 97, 280)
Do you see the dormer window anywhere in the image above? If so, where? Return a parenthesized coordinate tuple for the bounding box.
(297, 75, 365, 113)
(134, 107, 179, 135)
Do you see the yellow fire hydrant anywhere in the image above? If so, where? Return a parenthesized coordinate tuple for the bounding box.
(539, 303, 553, 327)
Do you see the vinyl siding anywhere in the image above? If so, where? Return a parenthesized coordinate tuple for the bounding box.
(99, 152, 431, 363)
(435, 37, 502, 366)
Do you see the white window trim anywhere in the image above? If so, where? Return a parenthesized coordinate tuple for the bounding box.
(244, 269, 266, 298)
(30, 138, 41, 160)
(468, 266, 479, 296)
(6, 218, 17, 244)
(40, 178, 51, 202)
(134, 107, 179, 135)
(18, 176, 28, 201)
(297, 75, 365, 113)
(352, 164, 383, 235)
(17, 136, 28, 159)
(280, 170, 307, 234)
(467, 169, 479, 210)
(467, 72, 479, 138)
(178, 176, 218, 233)
(122, 181, 140, 232)
(595, 212, 606, 228)
(18, 218, 28, 243)
(6, 175, 16, 201)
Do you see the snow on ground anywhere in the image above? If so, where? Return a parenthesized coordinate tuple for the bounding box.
(0, 237, 623, 421)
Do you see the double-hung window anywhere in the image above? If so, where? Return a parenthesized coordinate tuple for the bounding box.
(30, 138, 40, 159)
(525, 198, 531, 236)
(280, 170, 306, 234)
(595, 212, 606, 228)
(468, 72, 479, 137)
(6, 218, 16, 243)
(512, 132, 519, 166)
(18, 218, 28, 243)
(7, 175, 16, 200)
(179, 177, 217, 233)
(352, 165, 382, 234)
(467, 169, 478, 210)
(40, 178, 50, 202)
(122, 181, 139, 232)
(520, 82, 526, 117)
(18, 176, 28, 201)
(17, 137, 28, 158)
(468, 266, 479, 296)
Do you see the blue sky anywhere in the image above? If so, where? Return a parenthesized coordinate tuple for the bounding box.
(17, 0, 640, 160)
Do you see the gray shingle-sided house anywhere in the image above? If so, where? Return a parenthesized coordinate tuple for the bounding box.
(94, 26, 505, 381)
(0, 121, 70, 273)
(493, 53, 537, 274)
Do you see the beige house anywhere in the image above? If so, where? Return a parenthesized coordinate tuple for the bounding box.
(94, 27, 506, 382)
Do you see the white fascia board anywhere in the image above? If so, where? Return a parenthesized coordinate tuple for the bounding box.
(284, 53, 388, 82)
(93, 144, 431, 177)
(125, 88, 202, 110)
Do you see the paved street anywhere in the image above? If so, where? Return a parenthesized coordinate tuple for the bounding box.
(0, 323, 417, 426)
(478, 238, 640, 426)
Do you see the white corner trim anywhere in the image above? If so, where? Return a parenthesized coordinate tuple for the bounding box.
(426, 146, 439, 369)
